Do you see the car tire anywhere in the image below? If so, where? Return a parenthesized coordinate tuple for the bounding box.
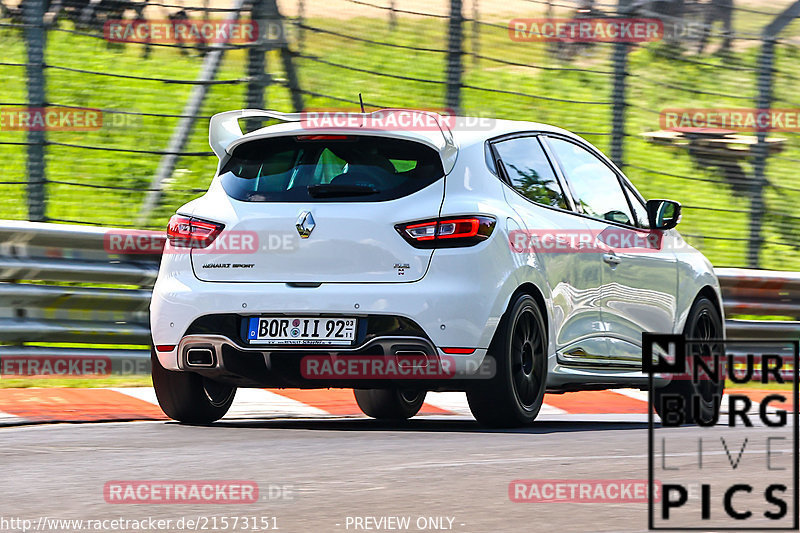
(353, 388, 426, 420)
(466, 293, 548, 428)
(653, 296, 724, 426)
(151, 347, 236, 424)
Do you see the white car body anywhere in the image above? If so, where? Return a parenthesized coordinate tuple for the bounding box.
(150, 109, 723, 397)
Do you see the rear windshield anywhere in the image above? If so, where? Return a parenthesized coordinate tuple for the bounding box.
(219, 135, 445, 202)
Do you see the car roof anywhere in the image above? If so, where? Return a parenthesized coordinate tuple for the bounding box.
(446, 116, 580, 147)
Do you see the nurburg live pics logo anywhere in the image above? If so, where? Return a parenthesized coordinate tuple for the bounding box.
(644, 333, 799, 530)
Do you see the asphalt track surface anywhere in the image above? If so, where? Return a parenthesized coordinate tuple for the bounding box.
(1, 414, 796, 533)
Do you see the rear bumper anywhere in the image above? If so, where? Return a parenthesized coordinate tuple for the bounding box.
(150, 270, 498, 374)
(162, 333, 489, 388)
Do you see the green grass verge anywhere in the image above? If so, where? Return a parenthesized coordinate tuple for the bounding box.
(0, 375, 153, 388)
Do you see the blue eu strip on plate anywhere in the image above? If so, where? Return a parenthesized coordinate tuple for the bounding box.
(247, 317, 259, 340)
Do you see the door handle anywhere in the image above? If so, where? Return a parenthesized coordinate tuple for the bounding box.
(602, 253, 621, 266)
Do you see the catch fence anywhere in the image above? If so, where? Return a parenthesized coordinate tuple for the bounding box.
(2, 0, 800, 269)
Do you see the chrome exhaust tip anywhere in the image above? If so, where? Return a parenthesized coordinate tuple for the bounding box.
(185, 347, 216, 367)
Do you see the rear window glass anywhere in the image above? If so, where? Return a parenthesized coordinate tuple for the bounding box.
(219, 136, 444, 202)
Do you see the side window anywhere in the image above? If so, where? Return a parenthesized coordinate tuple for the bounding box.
(624, 182, 650, 229)
(493, 137, 568, 209)
(546, 137, 634, 225)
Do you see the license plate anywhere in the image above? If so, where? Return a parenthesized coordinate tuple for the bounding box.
(246, 317, 358, 346)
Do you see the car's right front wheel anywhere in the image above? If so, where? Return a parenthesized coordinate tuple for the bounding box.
(466, 293, 548, 428)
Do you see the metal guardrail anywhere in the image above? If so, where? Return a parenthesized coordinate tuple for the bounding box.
(715, 267, 800, 342)
(0, 221, 797, 377)
(0, 220, 158, 372)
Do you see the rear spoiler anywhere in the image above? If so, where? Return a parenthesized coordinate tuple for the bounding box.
(209, 108, 458, 173)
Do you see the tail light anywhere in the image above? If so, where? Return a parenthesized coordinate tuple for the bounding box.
(167, 215, 224, 249)
(395, 216, 495, 249)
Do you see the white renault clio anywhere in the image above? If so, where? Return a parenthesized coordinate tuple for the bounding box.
(150, 108, 724, 427)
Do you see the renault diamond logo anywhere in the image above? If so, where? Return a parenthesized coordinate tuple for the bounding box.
(296, 211, 315, 238)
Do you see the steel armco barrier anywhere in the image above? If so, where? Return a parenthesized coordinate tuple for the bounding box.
(0, 221, 797, 376)
(716, 268, 799, 381)
(0, 220, 158, 374)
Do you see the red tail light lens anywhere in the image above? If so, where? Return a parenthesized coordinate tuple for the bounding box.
(395, 216, 495, 248)
(436, 218, 482, 239)
(167, 215, 224, 249)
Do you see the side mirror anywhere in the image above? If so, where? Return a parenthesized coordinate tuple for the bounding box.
(646, 199, 681, 230)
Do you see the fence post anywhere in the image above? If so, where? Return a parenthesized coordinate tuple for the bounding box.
(246, 0, 270, 131)
(610, 0, 631, 168)
(389, 0, 397, 30)
(270, 0, 304, 113)
(445, 0, 463, 114)
(23, 0, 47, 222)
(748, 1, 800, 268)
(749, 41, 773, 269)
(296, 0, 305, 53)
(137, 0, 248, 224)
(471, 0, 479, 66)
